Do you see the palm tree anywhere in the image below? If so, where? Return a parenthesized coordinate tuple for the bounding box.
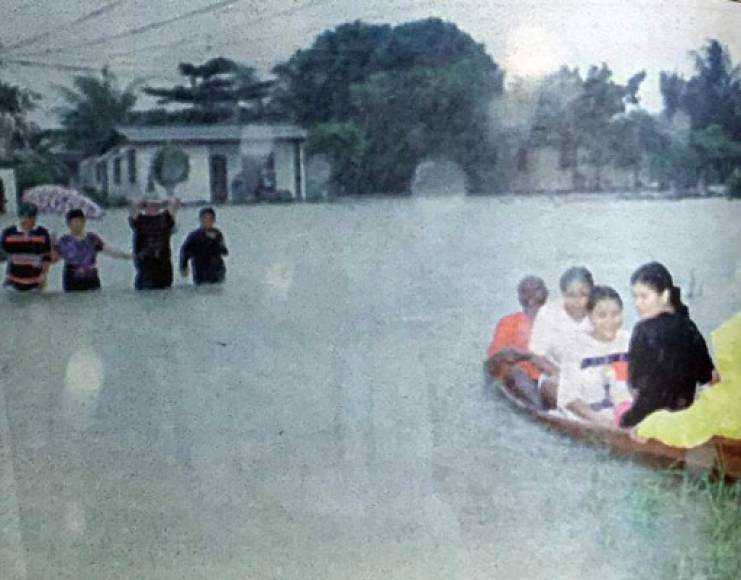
(56, 67, 139, 155)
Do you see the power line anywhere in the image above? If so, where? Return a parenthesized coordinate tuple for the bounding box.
(16, 0, 326, 61)
(0, 58, 101, 73)
(0, 1, 129, 56)
(10, 0, 248, 57)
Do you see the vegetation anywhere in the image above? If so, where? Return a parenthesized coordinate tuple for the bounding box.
(141, 57, 274, 124)
(55, 67, 138, 156)
(151, 144, 190, 197)
(35, 19, 741, 198)
(272, 18, 503, 193)
(0, 79, 41, 155)
(13, 149, 68, 196)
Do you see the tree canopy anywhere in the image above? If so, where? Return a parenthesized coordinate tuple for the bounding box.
(143, 57, 274, 124)
(56, 67, 138, 156)
(273, 18, 503, 193)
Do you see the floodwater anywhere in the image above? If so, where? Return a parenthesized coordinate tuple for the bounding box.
(1, 195, 740, 579)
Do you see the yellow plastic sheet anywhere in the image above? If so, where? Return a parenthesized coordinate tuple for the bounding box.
(636, 312, 741, 448)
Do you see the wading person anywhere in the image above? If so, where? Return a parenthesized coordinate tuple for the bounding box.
(487, 275, 550, 409)
(0, 203, 52, 292)
(179, 207, 229, 285)
(54, 209, 132, 292)
(528, 266, 595, 406)
(557, 286, 632, 428)
(129, 197, 178, 290)
(619, 262, 716, 428)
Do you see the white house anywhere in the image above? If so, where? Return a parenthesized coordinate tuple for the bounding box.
(79, 124, 308, 203)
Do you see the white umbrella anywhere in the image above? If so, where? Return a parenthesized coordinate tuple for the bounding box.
(23, 185, 105, 219)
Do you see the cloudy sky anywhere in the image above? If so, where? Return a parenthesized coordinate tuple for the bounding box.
(1, 0, 739, 126)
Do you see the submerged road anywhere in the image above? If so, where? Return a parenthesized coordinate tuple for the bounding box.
(1, 196, 739, 579)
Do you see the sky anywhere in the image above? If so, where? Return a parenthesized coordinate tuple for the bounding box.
(0, 0, 739, 127)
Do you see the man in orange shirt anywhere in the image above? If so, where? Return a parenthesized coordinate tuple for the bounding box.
(487, 276, 551, 408)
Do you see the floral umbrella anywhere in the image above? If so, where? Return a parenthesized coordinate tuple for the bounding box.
(22, 185, 105, 219)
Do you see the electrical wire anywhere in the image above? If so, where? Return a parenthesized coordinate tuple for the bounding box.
(0, 1, 129, 56)
(11, 0, 248, 57)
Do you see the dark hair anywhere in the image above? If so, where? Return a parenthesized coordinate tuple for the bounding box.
(559, 266, 594, 293)
(630, 261, 689, 318)
(18, 202, 38, 218)
(587, 285, 623, 312)
(517, 275, 548, 305)
(66, 208, 85, 223)
(199, 207, 216, 219)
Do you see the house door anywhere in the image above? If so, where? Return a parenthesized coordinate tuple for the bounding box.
(210, 155, 228, 203)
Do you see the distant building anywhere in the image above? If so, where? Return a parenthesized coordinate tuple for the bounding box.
(79, 124, 307, 203)
(510, 145, 643, 193)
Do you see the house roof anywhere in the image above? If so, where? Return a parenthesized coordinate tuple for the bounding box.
(115, 124, 307, 144)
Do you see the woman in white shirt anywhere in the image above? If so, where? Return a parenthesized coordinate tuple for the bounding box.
(557, 286, 632, 428)
(528, 266, 594, 406)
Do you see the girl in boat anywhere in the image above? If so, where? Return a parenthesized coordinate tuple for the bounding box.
(528, 266, 594, 406)
(619, 262, 717, 428)
(557, 286, 632, 428)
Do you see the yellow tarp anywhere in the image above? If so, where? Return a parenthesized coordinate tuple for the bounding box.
(636, 312, 741, 448)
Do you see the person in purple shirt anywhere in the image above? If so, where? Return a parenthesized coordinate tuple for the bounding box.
(54, 209, 131, 292)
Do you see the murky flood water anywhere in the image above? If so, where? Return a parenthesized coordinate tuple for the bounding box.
(1, 195, 740, 579)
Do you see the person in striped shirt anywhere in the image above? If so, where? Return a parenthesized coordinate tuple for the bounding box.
(1, 203, 52, 292)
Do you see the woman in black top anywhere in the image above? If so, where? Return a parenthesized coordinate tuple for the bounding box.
(620, 262, 716, 428)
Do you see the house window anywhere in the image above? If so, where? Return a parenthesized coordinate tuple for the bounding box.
(113, 157, 122, 185)
(127, 149, 137, 184)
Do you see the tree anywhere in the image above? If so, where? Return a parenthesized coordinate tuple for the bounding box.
(658, 40, 741, 187)
(305, 122, 366, 194)
(143, 57, 274, 123)
(274, 18, 503, 193)
(573, 66, 645, 189)
(608, 109, 669, 188)
(530, 64, 645, 190)
(271, 21, 392, 126)
(56, 67, 138, 155)
(0, 78, 40, 154)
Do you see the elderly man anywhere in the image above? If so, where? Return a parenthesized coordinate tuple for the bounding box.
(487, 275, 556, 409)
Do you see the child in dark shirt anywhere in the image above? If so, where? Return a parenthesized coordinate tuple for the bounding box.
(179, 207, 228, 285)
(620, 262, 717, 428)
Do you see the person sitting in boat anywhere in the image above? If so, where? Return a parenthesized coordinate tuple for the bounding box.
(557, 286, 632, 428)
(486, 275, 550, 408)
(630, 311, 739, 448)
(619, 262, 717, 428)
(528, 266, 594, 407)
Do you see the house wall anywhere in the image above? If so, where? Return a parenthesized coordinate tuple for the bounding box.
(510, 146, 641, 193)
(80, 135, 305, 203)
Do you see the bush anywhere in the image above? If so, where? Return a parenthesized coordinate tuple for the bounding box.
(13, 151, 68, 202)
(727, 168, 741, 199)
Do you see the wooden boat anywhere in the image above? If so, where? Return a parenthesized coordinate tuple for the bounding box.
(484, 362, 741, 481)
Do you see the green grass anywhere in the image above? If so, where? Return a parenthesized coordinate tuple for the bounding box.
(580, 463, 741, 579)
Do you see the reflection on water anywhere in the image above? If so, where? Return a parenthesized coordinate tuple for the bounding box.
(0, 196, 739, 579)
